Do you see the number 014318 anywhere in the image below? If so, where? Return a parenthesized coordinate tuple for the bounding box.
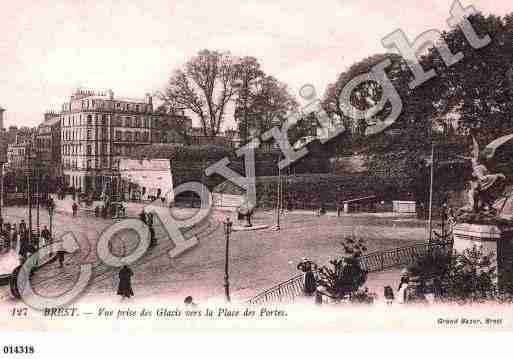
(3, 345, 35, 354)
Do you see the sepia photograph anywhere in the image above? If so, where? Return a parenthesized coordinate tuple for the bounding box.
(2, 0, 513, 355)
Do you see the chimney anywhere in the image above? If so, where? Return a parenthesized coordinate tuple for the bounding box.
(107, 89, 114, 100)
(0, 106, 4, 130)
(146, 93, 153, 105)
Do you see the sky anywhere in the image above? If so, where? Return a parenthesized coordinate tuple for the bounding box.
(0, 0, 511, 129)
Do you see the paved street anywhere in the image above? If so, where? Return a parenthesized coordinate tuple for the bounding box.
(0, 205, 434, 304)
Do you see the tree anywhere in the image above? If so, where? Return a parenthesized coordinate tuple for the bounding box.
(408, 245, 496, 303)
(155, 105, 193, 145)
(161, 50, 239, 138)
(447, 246, 496, 302)
(418, 13, 513, 141)
(233, 56, 264, 143)
(322, 53, 414, 151)
(234, 70, 298, 143)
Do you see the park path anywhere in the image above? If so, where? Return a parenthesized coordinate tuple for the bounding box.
(0, 206, 432, 303)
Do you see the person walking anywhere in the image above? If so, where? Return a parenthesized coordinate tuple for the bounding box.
(10, 224, 17, 250)
(184, 296, 197, 307)
(19, 220, 26, 235)
(117, 265, 134, 299)
(72, 202, 78, 217)
(149, 224, 156, 248)
(397, 274, 409, 304)
(384, 286, 395, 305)
(57, 249, 65, 268)
(139, 210, 147, 225)
(19, 231, 30, 261)
(297, 258, 317, 296)
(41, 226, 51, 248)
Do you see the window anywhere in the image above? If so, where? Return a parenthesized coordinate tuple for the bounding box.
(87, 145, 92, 156)
(115, 131, 122, 141)
(135, 132, 140, 142)
(144, 117, 149, 128)
(142, 132, 149, 142)
(87, 129, 92, 140)
(125, 132, 132, 142)
(87, 115, 92, 126)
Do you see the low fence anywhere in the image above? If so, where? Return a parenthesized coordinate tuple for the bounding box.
(247, 241, 453, 305)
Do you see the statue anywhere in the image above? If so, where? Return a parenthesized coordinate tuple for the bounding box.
(457, 135, 506, 220)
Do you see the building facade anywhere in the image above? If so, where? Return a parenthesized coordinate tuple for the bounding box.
(7, 134, 33, 171)
(36, 111, 61, 177)
(60, 88, 165, 193)
(0, 107, 7, 163)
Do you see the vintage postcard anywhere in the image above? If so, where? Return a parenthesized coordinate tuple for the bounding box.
(2, 0, 513, 353)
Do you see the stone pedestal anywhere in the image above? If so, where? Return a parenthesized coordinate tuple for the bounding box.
(453, 223, 513, 292)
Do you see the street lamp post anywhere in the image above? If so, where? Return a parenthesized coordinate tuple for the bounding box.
(276, 161, 281, 231)
(48, 200, 54, 239)
(223, 217, 233, 302)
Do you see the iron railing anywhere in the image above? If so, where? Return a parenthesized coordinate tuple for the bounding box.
(247, 241, 453, 305)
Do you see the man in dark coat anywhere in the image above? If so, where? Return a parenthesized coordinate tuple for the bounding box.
(297, 258, 317, 296)
(19, 220, 27, 234)
(57, 250, 65, 268)
(139, 210, 147, 225)
(117, 265, 134, 299)
(41, 226, 51, 246)
(149, 224, 156, 248)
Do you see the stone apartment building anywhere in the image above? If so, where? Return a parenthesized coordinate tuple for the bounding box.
(6, 131, 34, 171)
(35, 111, 62, 178)
(59, 88, 169, 192)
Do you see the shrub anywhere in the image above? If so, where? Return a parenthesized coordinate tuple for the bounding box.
(408, 245, 497, 303)
(447, 245, 496, 303)
(317, 236, 369, 300)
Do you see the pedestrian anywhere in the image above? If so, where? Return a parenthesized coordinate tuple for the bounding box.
(149, 224, 156, 247)
(184, 296, 197, 307)
(72, 202, 78, 217)
(315, 285, 326, 305)
(117, 265, 134, 299)
(139, 210, 147, 225)
(384, 285, 394, 305)
(19, 220, 26, 234)
(19, 232, 31, 261)
(10, 225, 17, 250)
(41, 226, 51, 247)
(101, 205, 108, 219)
(147, 212, 154, 227)
(297, 258, 317, 296)
(57, 249, 65, 268)
(397, 275, 409, 304)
